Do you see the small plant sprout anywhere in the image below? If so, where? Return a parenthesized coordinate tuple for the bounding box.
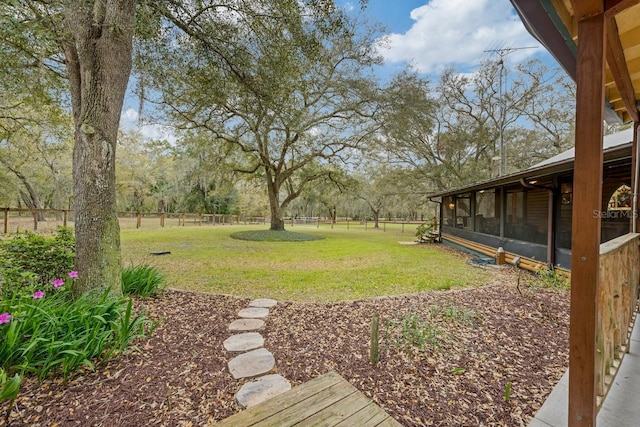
(504, 381, 513, 402)
(370, 313, 380, 365)
(449, 367, 466, 375)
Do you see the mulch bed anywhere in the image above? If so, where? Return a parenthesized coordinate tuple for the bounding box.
(1, 267, 569, 426)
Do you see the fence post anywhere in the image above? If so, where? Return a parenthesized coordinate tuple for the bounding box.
(402, 223, 404, 233)
(3, 208, 7, 234)
(63, 210, 68, 227)
(160, 213, 165, 228)
(136, 212, 142, 229)
(317, 218, 320, 229)
(384, 222, 386, 232)
(181, 213, 186, 226)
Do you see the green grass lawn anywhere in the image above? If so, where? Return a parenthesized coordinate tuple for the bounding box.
(120, 224, 489, 302)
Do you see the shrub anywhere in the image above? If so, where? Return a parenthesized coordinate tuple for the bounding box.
(534, 267, 570, 289)
(0, 272, 154, 382)
(121, 265, 166, 297)
(384, 312, 441, 355)
(0, 228, 75, 296)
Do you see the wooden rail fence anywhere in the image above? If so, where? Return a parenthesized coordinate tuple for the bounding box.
(1, 208, 267, 234)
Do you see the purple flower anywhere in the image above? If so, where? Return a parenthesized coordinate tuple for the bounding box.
(33, 290, 45, 299)
(0, 312, 12, 324)
(51, 278, 65, 288)
(68, 271, 78, 279)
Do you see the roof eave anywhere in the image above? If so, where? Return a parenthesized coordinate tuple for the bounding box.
(428, 142, 633, 199)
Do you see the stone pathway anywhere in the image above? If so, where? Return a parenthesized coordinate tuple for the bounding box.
(224, 298, 291, 408)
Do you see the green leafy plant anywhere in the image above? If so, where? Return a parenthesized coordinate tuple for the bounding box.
(0, 368, 21, 424)
(0, 228, 75, 297)
(415, 217, 438, 242)
(391, 312, 441, 353)
(431, 304, 480, 326)
(534, 267, 570, 289)
(0, 272, 153, 382)
(121, 264, 167, 297)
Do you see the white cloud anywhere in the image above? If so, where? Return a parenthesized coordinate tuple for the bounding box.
(377, 0, 542, 74)
(120, 107, 178, 144)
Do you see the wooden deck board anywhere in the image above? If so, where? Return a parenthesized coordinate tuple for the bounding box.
(215, 371, 401, 426)
(333, 402, 384, 426)
(300, 389, 372, 426)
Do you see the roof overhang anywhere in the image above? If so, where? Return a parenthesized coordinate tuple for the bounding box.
(429, 141, 632, 198)
(510, 0, 640, 124)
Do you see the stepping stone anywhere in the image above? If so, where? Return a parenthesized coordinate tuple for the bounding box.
(228, 348, 275, 379)
(249, 298, 277, 308)
(236, 374, 291, 408)
(229, 319, 265, 332)
(238, 307, 270, 319)
(223, 332, 264, 353)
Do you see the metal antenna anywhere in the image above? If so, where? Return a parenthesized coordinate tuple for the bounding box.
(483, 45, 538, 176)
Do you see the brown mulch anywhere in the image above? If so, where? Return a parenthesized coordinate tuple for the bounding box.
(1, 268, 569, 427)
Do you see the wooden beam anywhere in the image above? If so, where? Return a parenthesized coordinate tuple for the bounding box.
(569, 11, 606, 427)
(605, 0, 640, 16)
(570, 0, 604, 21)
(606, 16, 640, 122)
(633, 121, 639, 233)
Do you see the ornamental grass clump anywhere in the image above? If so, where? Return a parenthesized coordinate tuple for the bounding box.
(0, 271, 154, 382)
(121, 264, 167, 297)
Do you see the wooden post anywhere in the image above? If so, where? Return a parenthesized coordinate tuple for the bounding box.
(3, 208, 8, 234)
(181, 213, 186, 226)
(160, 213, 165, 228)
(632, 121, 639, 232)
(136, 212, 141, 229)
(63, 210, 68, 227)
(569, 12, 606, 427)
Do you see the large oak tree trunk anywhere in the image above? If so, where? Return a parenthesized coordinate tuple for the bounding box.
(373, 210, 380, 228)
(266, 175, 285, 231)
(62, 0, 137, 297)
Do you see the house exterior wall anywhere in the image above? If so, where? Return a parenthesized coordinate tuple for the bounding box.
(439, 160, 631, 270)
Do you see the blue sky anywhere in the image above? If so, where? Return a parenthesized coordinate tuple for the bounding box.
(122, 0, 555, 140)
(352, 0, 553, 76)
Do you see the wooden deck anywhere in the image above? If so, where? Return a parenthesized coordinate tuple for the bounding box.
(216, 371, 402, 426)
